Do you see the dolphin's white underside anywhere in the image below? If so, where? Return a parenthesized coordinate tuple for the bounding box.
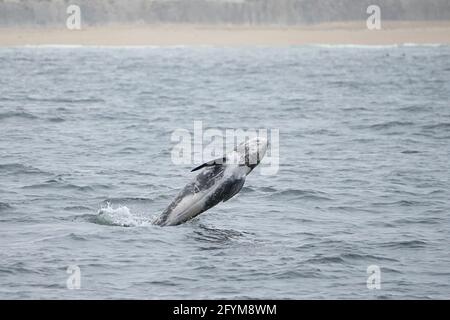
(156, 164, 246, 226)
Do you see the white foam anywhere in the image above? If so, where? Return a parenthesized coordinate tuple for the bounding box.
(310, 43, 446, 49)
(402, 43, 444, 47)
(96, 203, 153, 227)
(311, 44, 399, 49)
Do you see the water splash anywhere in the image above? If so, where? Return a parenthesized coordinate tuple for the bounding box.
(95, 203, 155, 227)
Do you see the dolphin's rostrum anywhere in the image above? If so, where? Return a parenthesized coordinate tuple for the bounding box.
(154, 137, 268, 226)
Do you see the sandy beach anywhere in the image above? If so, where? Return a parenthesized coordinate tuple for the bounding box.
(0, 21, 449, 46)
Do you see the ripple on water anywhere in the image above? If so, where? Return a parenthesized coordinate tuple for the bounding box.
(21, 180, 94, 192)
(368, 121, 415, 130)
(101, 197, 155, 205)
(379, 240, 428, 249)
(0, 202, 12, 211)
(0, 163, 50, 176)
(63, 205, 94, 212)
(192, 224, 247, 244)
(1, 45, 449, 299)
(0, 111, 38, 120)
(47, 117, 66, 123)
(422, 122, 450, 131)
(270, 188, 333, 201)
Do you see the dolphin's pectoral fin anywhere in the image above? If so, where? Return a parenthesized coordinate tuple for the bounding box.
(191, 157, 227, 172)
(222, 177, 246, 202)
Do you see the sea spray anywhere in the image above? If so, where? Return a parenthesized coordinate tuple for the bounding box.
(96, 202, 154, 227)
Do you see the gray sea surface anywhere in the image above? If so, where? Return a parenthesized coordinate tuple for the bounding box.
(0, 45, 449, 299)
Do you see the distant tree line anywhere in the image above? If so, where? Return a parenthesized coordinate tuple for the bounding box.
(0, 0, 449, 26)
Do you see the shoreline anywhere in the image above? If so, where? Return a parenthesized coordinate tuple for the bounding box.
(1, 21, 450, 46)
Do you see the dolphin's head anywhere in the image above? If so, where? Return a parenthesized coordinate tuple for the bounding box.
(234, 137, 268, 171)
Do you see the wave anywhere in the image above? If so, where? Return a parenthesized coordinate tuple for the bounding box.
(193, 224, 247, 244)
(47, 117, 66, 123)
(312, 44, 399, 49)
(368, 121, 415, 130)
(21, 175, 113, 192)
(116, 147, 139, 154)
(0, 111, 38, 120)
(0, 112, 66, 123)
(256, 186, 278, 193)
(399, 105, 427, 112)
(311, 43, 446, 49)
(339, 253, 399, 262)
(240, 186, 255, 194)
(63, 205, 93, 212)
(0, 202, 12, 211)
(305, 255, 346, 264)
(25, 96, 105, 104)
(66, 233, 89, 241)
(402, 43, 444, 47)
(393, 217, 444, 225)
(0, 262, 44, 276)
(304, 252, 399, 265)
(101, 197, 155, 205)
(22, 180, 94, 192)
(380, 240, 427, 248)
(6, 43, 447, 53)
(422, 122, 450, 130)
(0, 113, 66, 124)
(274, 269, 323, 279)
(0, 163, 49, 175)
(270, 188, 332, 201)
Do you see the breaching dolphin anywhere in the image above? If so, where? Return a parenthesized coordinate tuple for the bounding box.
(154, 137, 268, 226)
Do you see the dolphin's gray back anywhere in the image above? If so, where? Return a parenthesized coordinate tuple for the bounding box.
(155, 165, 246, 226)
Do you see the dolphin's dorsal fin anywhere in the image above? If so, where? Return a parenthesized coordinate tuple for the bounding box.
(222, 177, 246, 202)
(191, 157, 226, 172)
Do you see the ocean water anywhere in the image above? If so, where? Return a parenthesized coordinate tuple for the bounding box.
(0, 45, 449, 299)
